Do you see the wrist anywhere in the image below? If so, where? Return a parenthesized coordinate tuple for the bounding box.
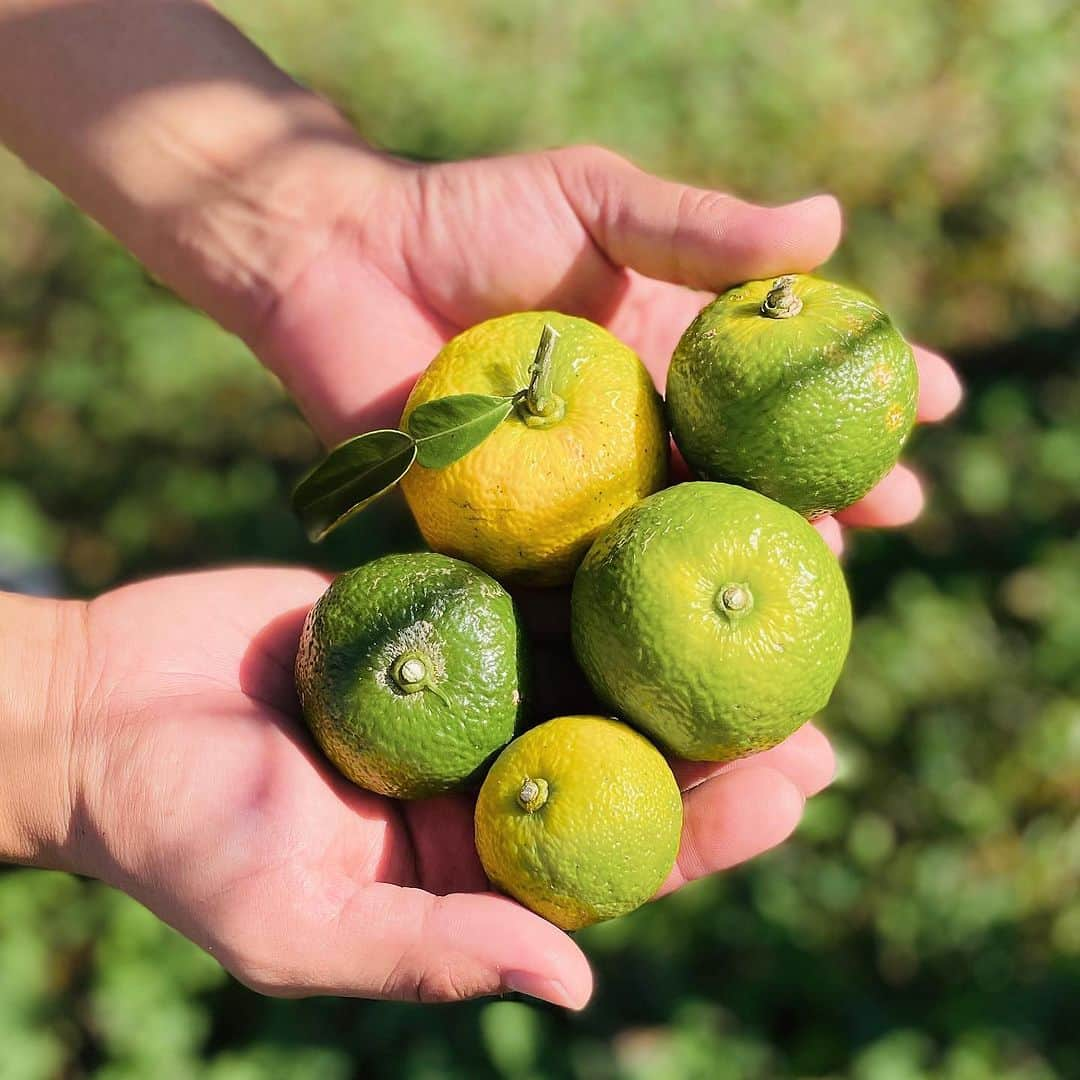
(0, 592, 88, 871)
(0, 0, 401, 342)
(154, 118, 402, 343)
(94, 34, 402, 342)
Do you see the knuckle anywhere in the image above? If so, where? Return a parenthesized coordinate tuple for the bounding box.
(677, 186, 735, 230)
(552, 143, 630, 181)
(414, 962, 469, 1004)
(377, 951, 458, 1004)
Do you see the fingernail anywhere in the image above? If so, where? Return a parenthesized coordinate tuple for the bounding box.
(938, 362, 964, 416)
(503, 970, 576, 1009)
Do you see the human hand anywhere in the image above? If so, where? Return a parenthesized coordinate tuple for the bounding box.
(0, 3, 961, 552)
(248, 146, 963, 553)
(54, 567, 835, 1008)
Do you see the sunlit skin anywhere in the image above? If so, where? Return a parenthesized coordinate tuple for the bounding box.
(0, 0, 962, 1010)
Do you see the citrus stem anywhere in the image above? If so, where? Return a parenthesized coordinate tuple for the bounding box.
(760, 276, 803, 319)
(524, 323, 562, 418)
(392, 651, 437, 696)
(391, 653, 428, 693)
(518, 776, 549, 813)
(716, 582, 754, 621)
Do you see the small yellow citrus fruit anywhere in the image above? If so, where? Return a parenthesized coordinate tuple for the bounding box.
(474, 715, 683, 930)
(400, 312, 668, 587)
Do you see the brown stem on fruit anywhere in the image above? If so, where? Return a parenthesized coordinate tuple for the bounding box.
(518, 777, 549, 813)
(761, 276, 803, 319)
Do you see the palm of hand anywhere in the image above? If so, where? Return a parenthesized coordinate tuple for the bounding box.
(79, 569, 497, 998)
(77, 567, 829, 1007)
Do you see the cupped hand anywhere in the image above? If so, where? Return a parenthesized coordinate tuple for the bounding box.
(71, 567, 835, 1009)
(249, 145, 962, 553)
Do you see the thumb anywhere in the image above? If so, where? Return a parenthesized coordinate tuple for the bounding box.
(253, 883, 594, 1008)
(551, 145, 843, 290)
(361, 885, 594, 1008)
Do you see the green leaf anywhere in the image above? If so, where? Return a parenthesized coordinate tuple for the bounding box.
(407, 393, 516, 468)
(291, 429, 417, 541)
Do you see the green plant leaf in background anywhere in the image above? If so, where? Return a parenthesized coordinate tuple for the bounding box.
(407, 393, 516, 467)
(291, 429, 417, 541)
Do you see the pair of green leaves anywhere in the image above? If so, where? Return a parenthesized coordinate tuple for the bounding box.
(292, 393, 517, 541)
(292, 322, 562, 542)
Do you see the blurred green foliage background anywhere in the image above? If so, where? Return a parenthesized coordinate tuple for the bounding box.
(1, 0, 1078, 1077)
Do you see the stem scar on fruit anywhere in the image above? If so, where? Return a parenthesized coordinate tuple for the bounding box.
(518, 777, 549, 812)
(760, 275, 803, 319)
(716, 582, 754, 621)
(391, 650, 450, 706)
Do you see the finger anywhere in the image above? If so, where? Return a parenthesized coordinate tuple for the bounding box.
(913, 345, 963, 422)
(660, 766, 804, 895)
(273, 884, 593, 1009)
(399, 794, 490, 893)
(836, 463, 925, 528)
(813, 514, 845, 557)
(553, 146, 843, 291)
(672, 722, 836, 798)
